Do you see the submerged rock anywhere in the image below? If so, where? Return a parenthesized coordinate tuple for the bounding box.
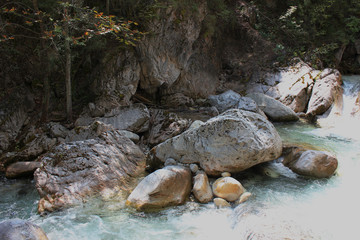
(247, 93, 299, 122)
(212, 177, 245, 202)
(34, 129, 146, 213)
(283, 150, 338, 178)
(150, 109, 282, 175)
(192, 171, 213, 203)
(0, 219, 48, 240)
(126, 165, 191, 211)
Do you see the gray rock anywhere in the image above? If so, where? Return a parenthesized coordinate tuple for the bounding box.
(118, 130, 140, 143)
(164, 158, 177, 166)
(161, 93, 194, 107)
(247, 93, 299, 122)
(283, 150, 338, 178)
(188, 120, 205, 131)
(237, 97, 259, 113)
(100, 103, 150, 133)
(306, 69, 343, 118)
(189, 163, 199, 173)
(126, 165, 192, 211)
(34, 130, 146, 213)
(151, 109, 282, 175)
(208, 90, 242, 113)
(6, 161, 41, 179)
(192, 171, 213, 203)
(66, 121, 114, 142)
(0, 219, 48, 240)
(47, 122, 69, 138)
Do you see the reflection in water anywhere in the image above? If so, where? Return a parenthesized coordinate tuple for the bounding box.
(1, 77, 360, 239)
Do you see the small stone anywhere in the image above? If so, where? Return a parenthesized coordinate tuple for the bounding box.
(212, 177, 245, 202)
(213, 198, 231, 208)
(221, 172, 231, 177)
(190, 164, 199, 174)
(164, 158, 177, 166)
(237, 192, 252, 204)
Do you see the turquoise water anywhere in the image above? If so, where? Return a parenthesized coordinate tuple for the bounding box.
(1, 77, 360, 239)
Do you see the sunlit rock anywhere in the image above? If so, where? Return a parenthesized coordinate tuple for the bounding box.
(213, 198, 231, 208)
(126, 166, 192, 211)
(237, 192, 252, 204)
(192, 171, 213, 203)
(212, 177, 245, 202)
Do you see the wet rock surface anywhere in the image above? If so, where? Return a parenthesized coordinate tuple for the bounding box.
(0, 219, 48, 240)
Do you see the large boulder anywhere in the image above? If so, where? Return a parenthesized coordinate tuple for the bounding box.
(192, 171, 213, 203)
(283, 150, 338, 178)
(126, 165, 192, 211)
(265, 61, 317, 112)
(34, 129, 146, 213)
(306, 69, 343, 118)
(0, 219, 48, 240)
(150, 109, 282, 175)
(212, 177, 245, 202)
(247, 93, 299, 121)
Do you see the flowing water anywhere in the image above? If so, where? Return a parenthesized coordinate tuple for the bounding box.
(1, 76, 360, 240)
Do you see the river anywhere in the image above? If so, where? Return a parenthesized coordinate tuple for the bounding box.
(1, 76, 360, 240)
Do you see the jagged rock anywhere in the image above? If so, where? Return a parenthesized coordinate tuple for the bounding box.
(150, 109, 282, 175)
(138, 0, 219, 98)
(283, 150, 338, 178)
(192, 171, 213, 203)
(306, 69, 343, 118)
(212, 177, 245, 202)
(146, 109, 190, 147)
(5, 161, 41, 179)
(34, 129, 146, 213)
(47, 122, 69, 138)
(126, 165, 192, 211)
(161, 93, 194, 107)
(213, 198, 231, 208)
(0, 219, 48, 240)
(265, 61, 317, 112)
(247, 93, 299, 121)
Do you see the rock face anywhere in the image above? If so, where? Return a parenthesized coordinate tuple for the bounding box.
(126, 165, 192, 211)
(0, 219, 48, 240)
(247, 93, 299, 121)
(151, 109, 282, 175)
(283, 150, 338, 178)
(192, 171, 213, 203)
(306, 69, 343, 118)
(34, 129, 146, 213)
(212, 177, 245, 202)
(5, 161, 41, 179)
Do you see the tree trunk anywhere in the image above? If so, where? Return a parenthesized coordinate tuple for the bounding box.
(64, 5, 72, 122)
(106, 0, 110, 15)
(32, 0, 50, 122)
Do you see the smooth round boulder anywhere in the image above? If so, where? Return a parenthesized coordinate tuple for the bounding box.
(192, 171, 213, 203)
(0, 219, 48, 240)
(126, 165, 192, 211)
(212, 177, 245, 202)
(284, 150, 338, 178)
(237, 192, 252, 204)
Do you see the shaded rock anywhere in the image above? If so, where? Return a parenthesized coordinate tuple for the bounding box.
(164, 158, 177, 166)
(283, 150, 338, 178)
(208, 90, 242, 113)
(150, 109, 282, 175)
(126, 165, 192, 211)
(0, 219, 48, 240)
(192, 171, 213, 203)
(213, 198, 231, 208)
(6, 161, 41, 179)
(66, 121, 114, 142)
(100, 103, 150, 133)
(188, 120, 204, 131)
(34, 130, 146, 213)
(212, 177, 245, 202)
(47, 122, 69, 138)
(247, 93, 299, 121)
(306, 69, 343, 118)
(161, 93, 194, 107)
(190, 163, 199, 174)
(118, 130, 140, 143)
(237, 96, 260, 113)
(146, 109, 190, 147)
